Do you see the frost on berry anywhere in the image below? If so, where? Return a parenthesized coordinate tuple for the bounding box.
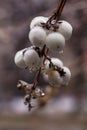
(29, 26, 47, 47)
(58, 20, 73, 40)
(30, 16, 48, 29)
(14, 48, 27, 68)
(24, 47, 41, 70)
(46, 32, 65, 52)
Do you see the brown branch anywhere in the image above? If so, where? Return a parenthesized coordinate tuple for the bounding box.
(32, 67, 41, 89)
(45, 0, 67, 28)
(43, 48, 49, 64)
(56, 0, 67, 21)
(27, 67, 41, 111)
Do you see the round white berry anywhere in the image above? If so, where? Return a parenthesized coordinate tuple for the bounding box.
(46, 32, 65, 52)
(48, 70, 62, 87)
(51, 58, 63, 67)
(29, 26, 47, 47)
(24, 48, 41, 70)
(62, 66, 71, 85)
(44, 57, 63, 74)
(30, 16, 48, 29)
(58, 20, 73, 40)
(14, 48, 27, 68)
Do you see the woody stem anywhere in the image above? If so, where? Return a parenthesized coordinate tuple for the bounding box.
(55, 0, 67, 21)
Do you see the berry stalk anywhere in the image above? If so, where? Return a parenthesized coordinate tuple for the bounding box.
(56, 0, 67, 21)
(46, 0, 67, 29)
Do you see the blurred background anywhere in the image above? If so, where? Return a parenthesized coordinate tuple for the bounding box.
(0, 0, 87, 130)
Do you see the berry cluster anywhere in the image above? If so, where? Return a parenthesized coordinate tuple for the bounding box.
(14, 0, 73, 111)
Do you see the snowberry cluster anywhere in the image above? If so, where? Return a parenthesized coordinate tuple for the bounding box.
(14, 15, 72, 110)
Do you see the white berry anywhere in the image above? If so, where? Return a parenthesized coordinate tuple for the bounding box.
(24, 48, 41, 70)
(14, 48, 27, 68)
(29, 26, 47, 47)
(62, 66, 71, 85)
(51, 58, 63, 67)
(44, 57, 63, 74)
(48, 70, 62, 87)
(46, 32, 65, 52)
(30, 16, 48, 29)
(58, 20, 73, 40)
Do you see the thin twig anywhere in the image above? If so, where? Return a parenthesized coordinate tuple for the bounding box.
(56, 0, 67, 21)
(43, 48, 49, 64)
(45, 0, 67, 28)
(32, 67, 41, 89)
(28, 67, 41, 111)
